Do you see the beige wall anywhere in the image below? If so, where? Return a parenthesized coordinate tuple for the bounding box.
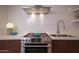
(7, 5, 79, 36)
(0, 6, 8, 36)
(0, 5, 79, 36)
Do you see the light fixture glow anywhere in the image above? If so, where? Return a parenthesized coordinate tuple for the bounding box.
(40, 13, 44, 19)
(40, 13, 44, 23)
(40, 13, 44, 17)
(31, 13, 36, 18)
(6, 23, 14, 28)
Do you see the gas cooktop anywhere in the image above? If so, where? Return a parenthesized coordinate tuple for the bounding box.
(22, 33, 52, 43)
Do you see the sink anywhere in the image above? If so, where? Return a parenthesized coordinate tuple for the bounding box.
(50, 34, 75, 37)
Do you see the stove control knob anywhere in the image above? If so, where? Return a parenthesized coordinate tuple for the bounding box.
(22, 38, 26, 42)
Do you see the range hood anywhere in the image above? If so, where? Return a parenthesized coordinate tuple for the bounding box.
(23, 5, 51, 14)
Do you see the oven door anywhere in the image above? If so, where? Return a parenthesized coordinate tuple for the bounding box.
(21, 43, 48, 53)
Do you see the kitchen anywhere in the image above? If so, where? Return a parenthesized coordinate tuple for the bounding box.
(0, 5, 79, 53)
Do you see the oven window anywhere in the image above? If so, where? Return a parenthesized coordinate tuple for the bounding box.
(25, 47, 48, 53)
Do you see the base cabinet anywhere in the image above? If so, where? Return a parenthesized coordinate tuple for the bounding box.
(0, 40, 21, 53)
(52, 40, 68, 53)
(68, 40, 79, 53)
(52, 40, 79, 53)
(1, 40, 79, 53)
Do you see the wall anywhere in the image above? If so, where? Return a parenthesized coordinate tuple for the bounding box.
(0, 6, 8, 36)
(7, 5, 79, 36)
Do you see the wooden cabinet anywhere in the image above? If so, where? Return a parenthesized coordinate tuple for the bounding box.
(52, 40, 68, 53)
(52, 40, 79, 53)
(68, 40, 79, 53)
(0, 40, 21, 53)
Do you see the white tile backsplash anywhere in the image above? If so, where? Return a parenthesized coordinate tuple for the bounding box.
(0, 5, 79, 37)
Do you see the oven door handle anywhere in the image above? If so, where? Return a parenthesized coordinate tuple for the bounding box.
(22, 45, 49, 47)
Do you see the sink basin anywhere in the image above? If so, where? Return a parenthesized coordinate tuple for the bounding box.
(50, 34, 75, 37)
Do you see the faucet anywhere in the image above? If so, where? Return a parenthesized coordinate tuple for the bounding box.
(57, 20, 65, 34)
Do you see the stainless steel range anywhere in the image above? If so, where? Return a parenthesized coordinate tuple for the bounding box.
(21, 33, 52, 53)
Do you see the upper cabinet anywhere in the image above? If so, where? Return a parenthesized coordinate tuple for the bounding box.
(72, 20, 79, 23)
(73, 8, 79, 19)
(72, 8, 79, 23)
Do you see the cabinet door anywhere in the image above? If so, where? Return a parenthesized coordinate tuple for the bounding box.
(0, 40, 21, 53)
(0, 40, 8, 53)
(68, 40, 79, 53)
(52, 40, 68, 53)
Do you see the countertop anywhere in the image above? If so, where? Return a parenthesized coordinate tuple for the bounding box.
(0, 35, 22, 40)
(50, 36, 79, 40)
(0, 34, 79, 40)
(49, 34, 79, 40)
